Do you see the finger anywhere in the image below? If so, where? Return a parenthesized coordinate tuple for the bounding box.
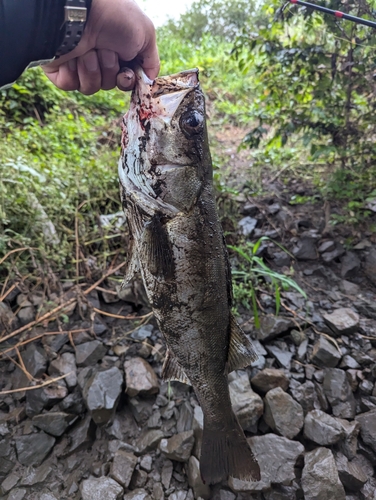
(77, 50, 102, 95)
(98, 49, 119, 90)
(139, 45, 160, 81)
(117, 68, 136, 92)
(43, 60, 80, 91)
(138, 24, 160, 81)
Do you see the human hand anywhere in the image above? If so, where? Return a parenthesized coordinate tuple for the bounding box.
(42, 0, 159, 95)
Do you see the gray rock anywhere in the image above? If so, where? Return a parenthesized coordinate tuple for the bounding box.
(49, 353, 77, 388)
(337, 419, 360, 460)
(266, 345, 293, 369)
(229, 371, 263, 430)
(19, 461, 51, 486)
(39, 495, 58, 500)
(22, 343, 47, 378)
(361, 478, 376, 500)
(80, 476, 123, 500)
(26, 381, 68, 417)
(356, 409, 376, 453)
(303, 410, 344, 445)
(335, 452, 367, 491)
(341, 252, 361, 279)
(321, 242, 345, 262)
(323, 368, 356, 418)
(0, 424, 9, 438)
(82, 366, 123, 424)
(228, 434, 304, 492)
(129, 469, 148, 489)
(124, 357, 159, 397)
(110, 450, 137, 488)
(0, 437, 16, 478)
(0, 302, 17, 331)
(75, 340, 107, 367)
(123, 489, 151, 500)
(1, 471, 20, 493)
(161, 459, 173, 489)
(67, 416, 96, 454)
(129, 397, 153, 425)
(176, 401, 193, 433)
(273, 251, 291, 267)
(364, 247, 376, 286)
(152, 483, 164, 500)
(7, 489, 27, 500)
(160, 430, 194, 462)
(238, 216, 257, 236)
(323, 308, 360, 336)
(188, 455, 211, 499)
(302, 449, 346, 499)
(218, 490, 236, 500)
(15, 432, 55, 466)
(169, 492, 188, 500)
(290, 381, 320, 415)
(241, 202, 258, 216)
(17, 306, 34, 325)
(139, 454, 153, 472)
(297, 338, 309, 361)
(32, 412, 77, 436)
(147, 410, 162, 429)
(59, 388, 85, 415)
(359, 379, 374, 395)
(130, 324, 153, 341)
(340, 280, 360, 296)
(340, 355, 360, 369)
(310, 336, 342, 367)
(136, 429, 164, 454)
(256, 316, 293, 342)
(251, 368, 289, 393)
(292, 237, 318, 260)
(264, 387, 304, 439)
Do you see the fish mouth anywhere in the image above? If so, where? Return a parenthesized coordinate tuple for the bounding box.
(134, 67, 199, 96)
(130, 67, 201, 127)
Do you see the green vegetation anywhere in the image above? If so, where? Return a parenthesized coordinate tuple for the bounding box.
(234, 0, 376, 223)
(2, 0, 376, 312)
(230, 238, 307, 324)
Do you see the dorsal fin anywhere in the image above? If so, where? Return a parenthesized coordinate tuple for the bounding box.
(227, 314, 258, 373)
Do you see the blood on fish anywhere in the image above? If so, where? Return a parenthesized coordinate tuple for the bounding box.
(138, 104, 155, 130)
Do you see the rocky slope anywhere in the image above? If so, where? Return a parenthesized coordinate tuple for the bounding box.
(1, 188, 376, 500)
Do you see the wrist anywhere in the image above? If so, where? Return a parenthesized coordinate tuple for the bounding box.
(55, 0, 93, 58)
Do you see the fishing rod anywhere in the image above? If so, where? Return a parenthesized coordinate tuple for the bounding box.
(289, 0, 376, 29)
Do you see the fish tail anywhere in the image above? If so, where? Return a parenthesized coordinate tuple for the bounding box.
(200, 414, 260, 485)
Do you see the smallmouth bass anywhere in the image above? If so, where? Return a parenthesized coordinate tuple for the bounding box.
(118, 67, 260, 485)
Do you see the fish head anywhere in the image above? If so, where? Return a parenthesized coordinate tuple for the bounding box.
(119, 67, 211, 213)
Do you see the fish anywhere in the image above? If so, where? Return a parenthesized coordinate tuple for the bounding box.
(118, 67, 261, 485)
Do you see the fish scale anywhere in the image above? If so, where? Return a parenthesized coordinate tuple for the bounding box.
(119, 67, 260, 485)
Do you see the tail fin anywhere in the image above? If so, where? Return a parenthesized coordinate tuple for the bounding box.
(200, 415, 260, 485)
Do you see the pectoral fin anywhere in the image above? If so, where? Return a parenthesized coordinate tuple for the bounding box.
(227, 314, 258, 373)
(162, 349, 191, 385)
(142, 213, 175, 280)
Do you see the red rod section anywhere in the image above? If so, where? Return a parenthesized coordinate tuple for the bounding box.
(289, 0, 376, 29)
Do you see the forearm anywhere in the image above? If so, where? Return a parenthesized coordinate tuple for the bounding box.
(0, 0, 65, 88)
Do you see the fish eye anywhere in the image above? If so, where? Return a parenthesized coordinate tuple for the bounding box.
(180, 110, 204, 136)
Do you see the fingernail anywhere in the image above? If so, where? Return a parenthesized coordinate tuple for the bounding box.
(102, 50, 117, 69)
(83, 52, 98, 72)
(68, 58, 77, 71)
(120, 68, 134, 81)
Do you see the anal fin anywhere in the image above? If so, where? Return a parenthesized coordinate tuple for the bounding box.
(162, 349, 191, 385)
(227, 314, 258, 373)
